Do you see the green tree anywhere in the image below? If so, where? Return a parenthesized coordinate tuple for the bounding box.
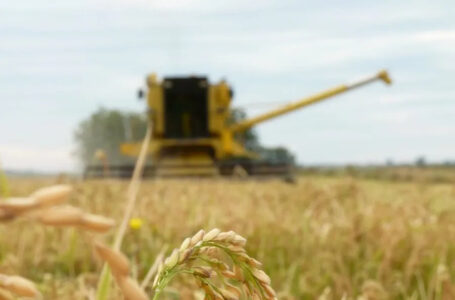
(228, 108, 261, 151)
(74, 108, 147, 166)
(229, 108, 295, 165)
(257, 146, 295, 165)
(415, 156, 427, 167)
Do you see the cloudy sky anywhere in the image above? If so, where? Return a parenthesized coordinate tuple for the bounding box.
(0, 0, 454, 172)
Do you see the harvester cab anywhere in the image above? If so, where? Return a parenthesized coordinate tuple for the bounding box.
(154, 76, 211, 139)
(85, 70, 392, 178)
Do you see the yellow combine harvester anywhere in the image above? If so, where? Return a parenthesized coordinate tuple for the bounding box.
(85, 70, 391, 178)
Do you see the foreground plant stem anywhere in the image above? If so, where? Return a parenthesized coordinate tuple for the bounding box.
(95, 123, 152, 300)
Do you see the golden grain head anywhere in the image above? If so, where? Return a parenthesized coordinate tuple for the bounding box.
(179, 237, 191, 252)
(190, 229, 205, 246)
(212, 290, 224, 300)
(230, 265, 243, 282)
(219, 288, 238, 300)
(261, 281, 277, 298)
(232, 234, 247, 246)
(247, 257, 263, 268)
(37, 205, 83, 226)
(153, 229, 276, 300)
(225, 283, 242, 298)
(79, 213, 115, 233)
(164, 249, 179, 269)
(31, 184, 73, 208)
(203, 228, 221, 241)
(117, 277, 148, 300)
(227, 244, 246, 253)
(214, 231, 235, 242)
(0, 198, 37, 214)
(252, 269, 271, 285)
(0, 208, 14, 220)
(0, 288, 13, 300)
(0, 274, 41, 298)
(193, 266, 215, 278)
(221, 270, 237, 280)
(178, 248, 192, 264)
(251, 291, 261, 300)
(94, 243, 130, 277)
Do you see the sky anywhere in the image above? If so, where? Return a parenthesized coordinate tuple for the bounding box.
(0, 0, 454, 172)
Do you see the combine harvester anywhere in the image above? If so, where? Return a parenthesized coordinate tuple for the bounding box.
(85, 70, 392, 178)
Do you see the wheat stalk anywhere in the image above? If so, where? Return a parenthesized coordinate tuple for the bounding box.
(140, 245, 168, 289)
(113, 122, 152, 251)
(96, 122, 152, 300)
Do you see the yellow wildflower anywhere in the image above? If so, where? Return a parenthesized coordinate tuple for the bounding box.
(129, 218, 143, 230)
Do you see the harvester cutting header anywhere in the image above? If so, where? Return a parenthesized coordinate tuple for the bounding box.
(85, 70, 391, 178)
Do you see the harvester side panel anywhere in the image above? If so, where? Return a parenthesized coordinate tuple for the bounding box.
(146, 74, 165, 136)
(208, 81, 231, 135)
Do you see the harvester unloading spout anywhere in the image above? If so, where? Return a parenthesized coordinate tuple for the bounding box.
(84, 70, 392, 178)
(229, 70, 391, 133)
(220, 70, 392, 158)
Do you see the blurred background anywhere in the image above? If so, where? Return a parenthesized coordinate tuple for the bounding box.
(0, 0, 454, 173)
(2, 2, 455, 299)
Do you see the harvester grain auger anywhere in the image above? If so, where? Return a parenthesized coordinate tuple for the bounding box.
(84, 70, 392, 178)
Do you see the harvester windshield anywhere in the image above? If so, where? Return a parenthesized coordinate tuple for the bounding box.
(163, 77, 209, 139)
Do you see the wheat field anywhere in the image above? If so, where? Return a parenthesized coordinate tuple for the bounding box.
(2, 174, 455, 299)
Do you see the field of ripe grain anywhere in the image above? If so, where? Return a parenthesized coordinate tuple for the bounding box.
(2, 175, 455, 299)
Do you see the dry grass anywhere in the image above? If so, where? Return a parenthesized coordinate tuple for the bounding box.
(1, 174, 455, 299)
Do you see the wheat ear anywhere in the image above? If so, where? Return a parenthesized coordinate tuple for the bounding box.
(0, 184, 115, 233)
(152, 229, 277, 300)
(0, 185, 72, 221)
(0, 274, 41, 299)
(95, 242, 148, 300)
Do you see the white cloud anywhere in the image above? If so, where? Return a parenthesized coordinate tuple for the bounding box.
(106, 0, 274, 12)
(412, 30, 455, 42)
